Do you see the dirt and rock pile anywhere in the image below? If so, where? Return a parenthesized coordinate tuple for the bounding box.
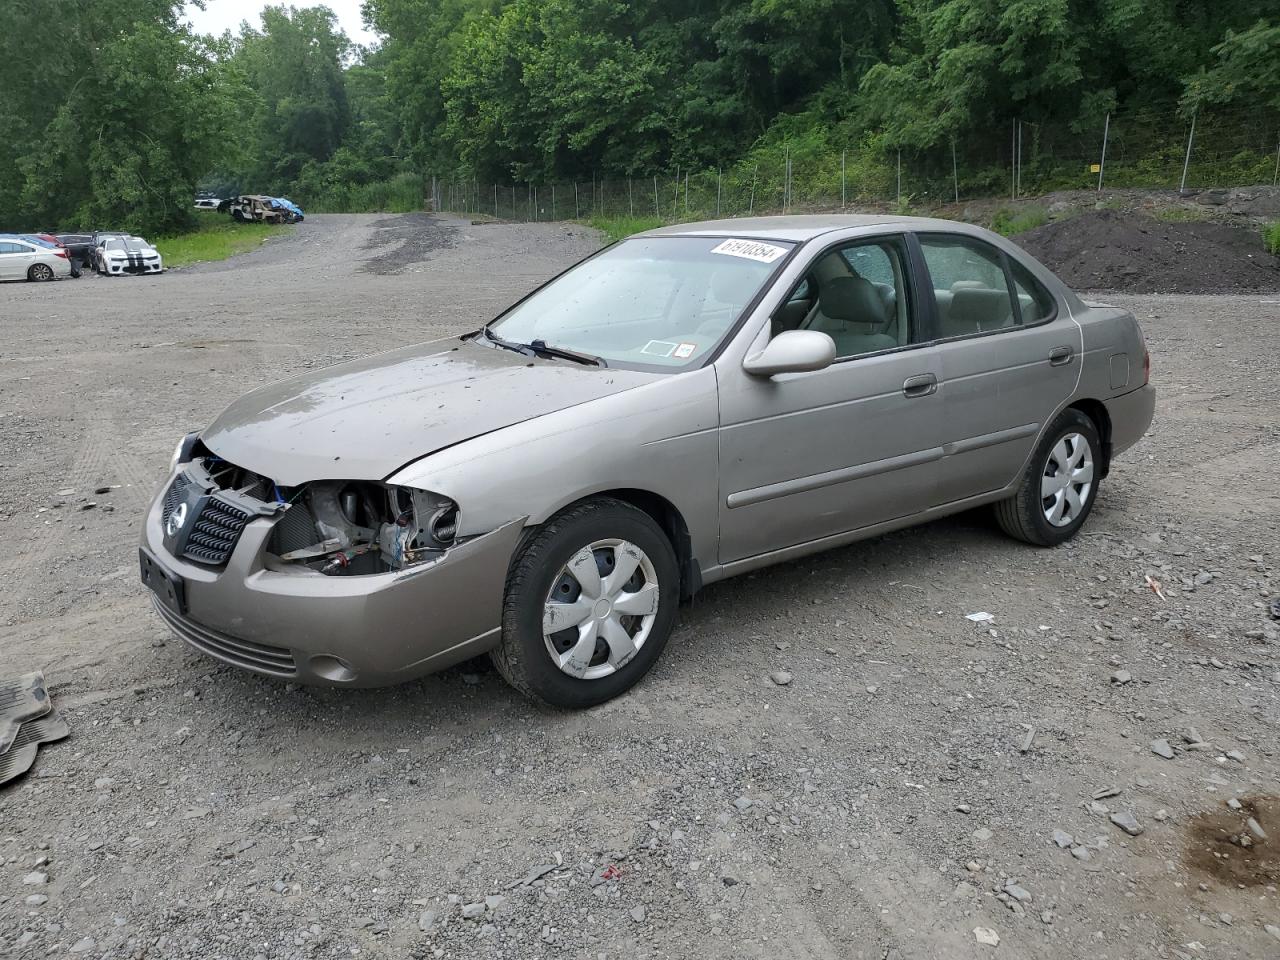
(1014, 209, 1280, 293)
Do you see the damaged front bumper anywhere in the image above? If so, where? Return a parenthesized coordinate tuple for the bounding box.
(140, 474, 525, 686)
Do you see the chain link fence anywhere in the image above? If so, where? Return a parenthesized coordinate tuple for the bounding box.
(432, 103, 1280, 222)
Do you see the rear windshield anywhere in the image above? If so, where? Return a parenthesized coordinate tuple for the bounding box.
(487, 236, 794, 370)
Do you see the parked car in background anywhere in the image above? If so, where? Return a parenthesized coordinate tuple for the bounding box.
(0, 235, 72, 281)
(220, 195, 289, 224)
(194, 197, 222, 210)
(273, 197, 305, 223)
(56, 233, 95, 269)
(140, 214, 1155, 708)
(94, 235, 164, 276)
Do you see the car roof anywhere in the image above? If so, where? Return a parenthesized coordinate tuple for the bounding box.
(635, 214, 994, 242)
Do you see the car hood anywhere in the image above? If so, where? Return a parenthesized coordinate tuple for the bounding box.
(200, 338, 659, 485)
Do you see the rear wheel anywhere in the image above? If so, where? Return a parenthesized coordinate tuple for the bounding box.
(994, 408, 1100, 546)
(27, 263, 54, 281)
(491, 497, 679, 708)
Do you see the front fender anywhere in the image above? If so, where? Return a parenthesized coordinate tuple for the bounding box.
(387, 368, 721, 571)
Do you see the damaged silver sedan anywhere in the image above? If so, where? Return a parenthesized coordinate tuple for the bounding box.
(141, 215, 1154, 707)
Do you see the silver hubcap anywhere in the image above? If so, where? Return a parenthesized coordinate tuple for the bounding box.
(33, 265, 51, 280)
(543, 539, 659, 680)
(1041, 432, 1094, 527)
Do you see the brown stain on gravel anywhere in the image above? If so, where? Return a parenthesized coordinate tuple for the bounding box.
(1184, 795, 1279, 887)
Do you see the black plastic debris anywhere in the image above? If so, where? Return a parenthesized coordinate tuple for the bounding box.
(0, 671, 70, 786)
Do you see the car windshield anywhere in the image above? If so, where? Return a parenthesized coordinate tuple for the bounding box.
(486, 236, 794, 369)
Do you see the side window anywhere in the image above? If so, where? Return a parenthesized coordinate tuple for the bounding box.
(0, 243, 16, 254)
(1009, 259, 1056, 324)
(772, 236, 914, 359)
(918, 235, 1018, 338)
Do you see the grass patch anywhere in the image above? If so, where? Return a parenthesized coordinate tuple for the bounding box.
(156, 216, 291, 268)
(306, 173, 423, 214)
(587, 214, 666, 243)
(1154, 206, 1211, 223)
(989, 206, 1049, 236)
(1264, 221, 1280, 256)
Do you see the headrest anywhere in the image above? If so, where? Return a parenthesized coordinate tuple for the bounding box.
(819, 274, 886, 324)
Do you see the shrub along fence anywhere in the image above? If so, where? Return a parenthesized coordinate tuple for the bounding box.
(432, 103, 1280, 222)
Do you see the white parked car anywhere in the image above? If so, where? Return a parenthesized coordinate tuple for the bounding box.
(194, 197, 221, 210)
(95, 236, 164, 276)
(0, 236, 72, 282)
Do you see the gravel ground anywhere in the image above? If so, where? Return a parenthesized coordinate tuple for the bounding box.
(1, 214, 1278, 960)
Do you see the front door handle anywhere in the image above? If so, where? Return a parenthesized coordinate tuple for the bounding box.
(902, 373, 937, 398)
(1049, 346, 1074, 366)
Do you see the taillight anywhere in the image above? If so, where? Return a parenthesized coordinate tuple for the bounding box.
(55, 249, 69, 259)
(1142, 349, 1150, 385)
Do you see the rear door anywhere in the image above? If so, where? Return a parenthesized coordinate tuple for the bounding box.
(914, 233, 1081, 502)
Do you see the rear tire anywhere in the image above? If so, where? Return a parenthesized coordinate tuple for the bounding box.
(27, 263, 54, 281)
(994, 408, 1101, 546)
(491, 497, 679, 708)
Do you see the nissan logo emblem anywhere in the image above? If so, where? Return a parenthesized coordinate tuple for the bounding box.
(166, 502, 189, 537)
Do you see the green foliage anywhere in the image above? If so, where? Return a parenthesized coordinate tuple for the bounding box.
(155, 216, 291, 268)
(1153, 207, 1211, 223)
(990, 206, 1049, 236)
(0, 0, 241, 235)
(1182, 20, 1280, 112)
(305, 172, 424, 213)
(587, 214, 664, 242)
(1264, 221, 1280, 255)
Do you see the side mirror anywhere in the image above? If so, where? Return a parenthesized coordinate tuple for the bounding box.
(742, 330, 836, 378)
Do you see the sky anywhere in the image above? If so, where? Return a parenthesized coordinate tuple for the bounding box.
(184, 0, 380, 47)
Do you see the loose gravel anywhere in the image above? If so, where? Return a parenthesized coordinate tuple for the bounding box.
(1, 214, 1278, 959)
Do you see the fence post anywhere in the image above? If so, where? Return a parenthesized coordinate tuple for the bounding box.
(783, 145, 790, 213)
(1016, 120, 1023, 199)
(1097, 113, 1110, 191)
(897, 149, 902, 207)
(952, 140, 959, 203)
(841, 150, 847, 209)
(684, 172, 689, 216)
(1179, 109, 1197, 193)
(1010, 121, 1016, 200)
(628, 177, 634, 216)
(716, 168, 722, 217)
(653, 176, 659, 217)
(1274, 136, 1280, 186)
(749, 163, 757, 215)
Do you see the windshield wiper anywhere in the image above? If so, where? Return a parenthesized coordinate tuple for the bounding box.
(479, 325, 535, 357)
(527, 339, 607, 367)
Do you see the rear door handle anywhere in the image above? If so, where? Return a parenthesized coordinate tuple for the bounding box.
(902, 373, 937, 398)
(1049, 346, 1073, 366)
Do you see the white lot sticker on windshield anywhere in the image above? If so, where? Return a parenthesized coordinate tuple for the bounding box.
(710, 238, 788, 263)
(641, 340, 677, 357)
(673, 342, 697, 359)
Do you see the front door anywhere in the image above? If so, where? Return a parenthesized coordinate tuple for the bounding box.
(0, 242, 27, 280)
(716, 234, 943, 563)
(914, 233, 1082, 503)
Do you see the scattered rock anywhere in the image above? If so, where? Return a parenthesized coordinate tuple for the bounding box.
(1052, 829, 1074, 848)
(1265, 924, 1280, 943)
(732, 796, 754, 812)
(69, 938, 96, 954)
(25, 894, 48, 906)
(1109, 811, 1144, 836)
(1225, 749, 1245, 763)
(21, 872, 47, 885)
(769, 670, 792, 686)
(1151, 739, 1175, 759)
(630, 905, 646, 923)
(1004, 882, 1032, 903)
(1110, 670, 1132, 684)
(1246, 817, 1268, 841)
(973, 926, 1000, 947)
(1070, 846, 1092, 861)
(972, 827, 994, 842)
(418, 910, 436, 932)
(461, 902, 485, 920)
(485, 895, 506, 912)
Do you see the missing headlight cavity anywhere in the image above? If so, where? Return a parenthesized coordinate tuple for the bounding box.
(266, 480, 458, 576)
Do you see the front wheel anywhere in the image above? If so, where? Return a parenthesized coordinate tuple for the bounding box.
(994, 408, 1101, 546)
(491, 498, 679, 708)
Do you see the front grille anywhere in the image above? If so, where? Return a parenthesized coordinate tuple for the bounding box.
(162, 472, 191, 527)
(151, 597, 297, 677)
(182, 496, 251, 566)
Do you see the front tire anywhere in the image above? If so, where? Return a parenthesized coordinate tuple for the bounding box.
(994, 408, 1101, 546)
(491, 498, 679, 708)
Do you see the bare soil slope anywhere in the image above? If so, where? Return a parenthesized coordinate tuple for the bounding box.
(1014, 210, 1280, 293)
